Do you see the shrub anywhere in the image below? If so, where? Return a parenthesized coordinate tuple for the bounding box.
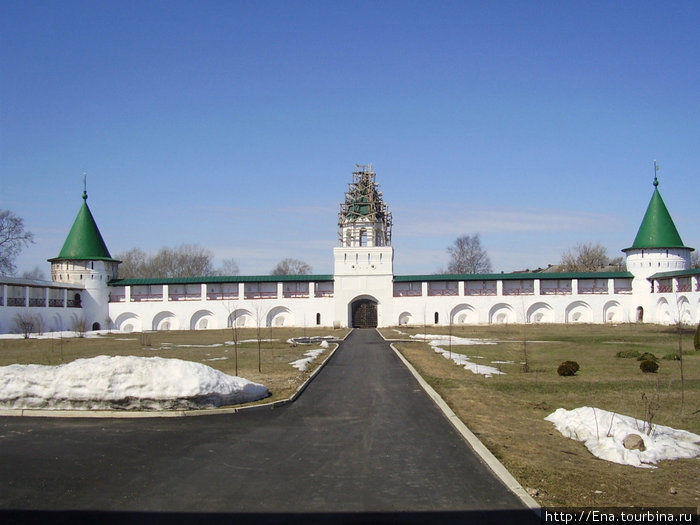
(637, 352, 658, 362)
(695, 324, 700, 351)
(640, 359, 659, 373)
(616, 349, 641, 358)
(13, 312, 37, 339)
(557, 361, 579, 376)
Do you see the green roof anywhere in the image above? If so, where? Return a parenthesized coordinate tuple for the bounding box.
(624, 179, 691, 252)
(394, 271, 632, 282)
(49, 192, 117, 262)
(109, 274, 334, 286)
(648, 268, 700, 280)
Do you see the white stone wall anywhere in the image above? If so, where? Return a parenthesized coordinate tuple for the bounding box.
(107, 282, 337, 333)
(391, 283, 636, 326)
(0, 282, 87, 334)
(2, 273, 698, 334)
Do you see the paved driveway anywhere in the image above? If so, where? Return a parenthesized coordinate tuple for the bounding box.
(0, 329, 535, 524)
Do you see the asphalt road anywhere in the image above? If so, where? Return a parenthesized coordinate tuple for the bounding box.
(0, 329, 535, 524)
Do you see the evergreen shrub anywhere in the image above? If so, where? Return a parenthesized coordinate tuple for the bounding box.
(639, 359, 659, 373)
(557, 361, 580, 376)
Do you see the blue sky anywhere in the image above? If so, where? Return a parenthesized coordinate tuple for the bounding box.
(1, 0, 698, 276)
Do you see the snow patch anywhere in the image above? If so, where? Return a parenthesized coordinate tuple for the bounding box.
(545, 407, 700, 468)
(412, 334, 503, 378)
(290, 348, 326, 372)
(410, 334, 495, 346)
(287, 336, 335, 346)
(0, 356, 269, 410)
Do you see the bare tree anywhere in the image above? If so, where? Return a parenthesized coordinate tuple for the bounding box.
(271, 258, 312, 275)
(72, 315, 89, 337)
(446, 234, 492, 274)
(13, 312, 37, 338)
(559, 242, 610, 272)
(223, 301, 240, 376)
(150, 244, 215, 277)
(20, 266, 47, 280)
(253, 302, 269, 373)
(0, 210, 34, 276)
(114, 248, 150, 278)
(691, 252, 700, 269)
(215, 258, 240, 276)
(608, 256, 625, 271)
(115, 244, 221, 278)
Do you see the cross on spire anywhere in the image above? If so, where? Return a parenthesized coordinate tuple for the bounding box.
(653, 160, 659, 188)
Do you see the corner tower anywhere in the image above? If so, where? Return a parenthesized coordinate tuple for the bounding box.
(333, 165, 394, 327)
(623, 175, 693, 282)
(49, 187, 119, 330)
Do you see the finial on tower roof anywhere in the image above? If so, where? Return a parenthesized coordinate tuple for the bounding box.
(82, 172, 88, 200)
(653, 160, 659, 188)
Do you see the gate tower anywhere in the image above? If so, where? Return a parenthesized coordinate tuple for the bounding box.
(333, 165, 394, 327)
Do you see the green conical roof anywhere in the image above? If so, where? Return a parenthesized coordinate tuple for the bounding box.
(50, 191, 117, 262)
(624, 178, 691, 252)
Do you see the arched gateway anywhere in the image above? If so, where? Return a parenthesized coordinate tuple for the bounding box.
(351, 298, 378, 328)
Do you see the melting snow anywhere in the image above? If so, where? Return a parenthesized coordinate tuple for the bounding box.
(290, 348, 326, 372)
(0, 356, 269, 411)
(411, 334, 503, 378)
(545, 407, 700, 468)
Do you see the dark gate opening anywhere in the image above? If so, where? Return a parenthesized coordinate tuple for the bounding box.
(352, 299, 378, 328)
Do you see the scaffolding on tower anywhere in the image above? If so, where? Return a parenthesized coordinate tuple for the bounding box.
(338, 164, 392, 246)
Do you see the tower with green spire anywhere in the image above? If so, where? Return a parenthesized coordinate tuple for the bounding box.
(623, 174, 694, 297)
(333, 165, 395, 327)
(49, 187, 119, 330)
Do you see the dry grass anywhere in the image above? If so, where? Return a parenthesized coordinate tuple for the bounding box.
(0, 327, 349, 405)
(381, 323, 700, 508)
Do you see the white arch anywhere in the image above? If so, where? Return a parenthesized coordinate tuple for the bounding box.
(51, 314, 64, 332)
(676, 296, 691, 325)
(153, 311, 178, 331)
(190, 310, 217, 330)
(348, 294, 379, 327)
(527, 302, 554, 324)
(398, 311, 412, 325)
(655, 298, 672, 324)
(115, 312, 141, 333)
(228, 309, 252, 328)
(566, 301, 592, 323)
(603, 300, 623, 323)
(267, 306, 294, 327)
(450, 304, 476, 324)
(489, 303, 515, 325)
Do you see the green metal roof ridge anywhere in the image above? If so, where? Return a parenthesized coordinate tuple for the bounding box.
(624, 182, 691, 251)
(109, 274, 334, 286)
(394, 271, 633, 282)
(51, 192, 117, 262)
(648, 268, 700, 280)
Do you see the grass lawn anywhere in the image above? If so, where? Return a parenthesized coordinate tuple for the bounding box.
(381, 323, 699, 509)
(0, 327, 349, 406)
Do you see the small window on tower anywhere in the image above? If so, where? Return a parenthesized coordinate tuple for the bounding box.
(359, 229, 367, 247)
